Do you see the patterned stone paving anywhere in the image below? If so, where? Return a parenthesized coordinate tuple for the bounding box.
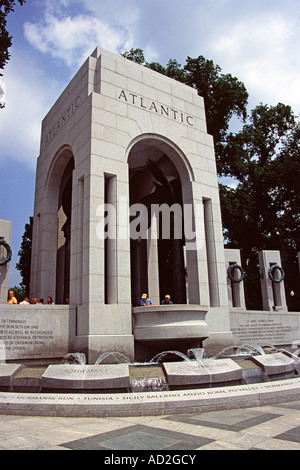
(0, 400, 299, 450)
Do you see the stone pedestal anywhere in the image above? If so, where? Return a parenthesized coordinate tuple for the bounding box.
(163, 359, 243, 387)
(251, 352, 295, 376)
(258, 250, 287, 311)
(225, 249, 246, 309)
(42, 364, 130, 391)
(0, 364, 23, 387)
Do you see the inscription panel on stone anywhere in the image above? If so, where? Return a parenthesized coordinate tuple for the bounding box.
(251, 352, 295, 375)
(0, 307, 69, 360)
(163, 359, 242, 385)
(230, 312, 300, 345)
(42, 364, 130, 389)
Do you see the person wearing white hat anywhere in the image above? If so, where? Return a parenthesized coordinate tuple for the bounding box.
(140, 293, 153, 306)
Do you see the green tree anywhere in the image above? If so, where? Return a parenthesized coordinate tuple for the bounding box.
(147, 58, 187, 83)
(0, 0, 26, 72)
(184, 56, 248, 170)
(16, 216, 32, 295)
(122, 48, 145, 65)
(0, 0, 26, 108)
(220, 104, 300, 309)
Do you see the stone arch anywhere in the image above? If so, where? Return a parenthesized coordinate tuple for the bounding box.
(45, 146, 75, 210)
(127, 134, 195, 306)
(43, 146, 75, 303)
(126, 133, 195, 186)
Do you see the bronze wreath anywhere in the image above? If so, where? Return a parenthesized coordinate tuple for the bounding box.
(268, 264, 285, 283)
(227, 264, 246, 283)
(0, 240, 12, 266)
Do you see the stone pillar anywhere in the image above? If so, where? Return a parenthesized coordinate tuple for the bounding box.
(258, 250, 288, 311)
(185, 193, 209, 306)
(0, 220, 12, 304)
(61, 178, 72, 303)
(225, 249, 246, 309)
(130, 237, 141, 307)
(147, 214, 160, 306)
(70, 175, 84, 307)
(105, 174, 117, 304)
(171, 237, 186, 304)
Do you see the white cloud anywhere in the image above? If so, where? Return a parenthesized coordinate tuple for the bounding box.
(24, 10, 134, 68)
(0, 1, 141, 169)
(210, 12, 300, 112)
(0, 51, 64, 168)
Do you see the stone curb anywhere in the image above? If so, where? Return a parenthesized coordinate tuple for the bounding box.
(0, 378, 299, 418)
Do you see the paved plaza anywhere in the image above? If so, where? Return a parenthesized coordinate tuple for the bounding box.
(0, 400, 299, 450)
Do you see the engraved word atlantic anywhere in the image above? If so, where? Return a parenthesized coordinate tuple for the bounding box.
(44, 95, 81, 147)
(118, 90, 194, 127)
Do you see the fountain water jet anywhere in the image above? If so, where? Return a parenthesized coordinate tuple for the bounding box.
(187, 348, 205, 361)
(62, 353, 86, 365)
(150, 350, 191, 363)
(95, 352, 131, 365)
(213, 344, 265, 360)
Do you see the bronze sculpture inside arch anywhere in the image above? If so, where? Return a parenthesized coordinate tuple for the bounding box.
(130, 158, 187, 306)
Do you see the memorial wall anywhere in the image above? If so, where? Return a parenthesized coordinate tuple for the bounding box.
(1, 304, 300, 362)
(0, 306, 71, 361)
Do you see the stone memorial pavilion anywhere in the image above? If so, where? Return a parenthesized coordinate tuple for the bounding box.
(1, 47, 300, 365)
(28, 47, 231, 362)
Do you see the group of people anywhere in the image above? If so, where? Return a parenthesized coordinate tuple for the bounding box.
(7, 290, 55, 305)
(8, 288, 173, 307)
(139, 293, 173, 306)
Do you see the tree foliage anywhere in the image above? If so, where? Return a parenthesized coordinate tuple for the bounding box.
(0, 0, 26, 73)
(220, 104, 300, 309)
(0, 0, 26, 108)
(122, 48, 145, 65)
(184, 56, 248, 155)
(16, 216, 32, 295)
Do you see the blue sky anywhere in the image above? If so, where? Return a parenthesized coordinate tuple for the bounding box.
(1, 0, 300, 287)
